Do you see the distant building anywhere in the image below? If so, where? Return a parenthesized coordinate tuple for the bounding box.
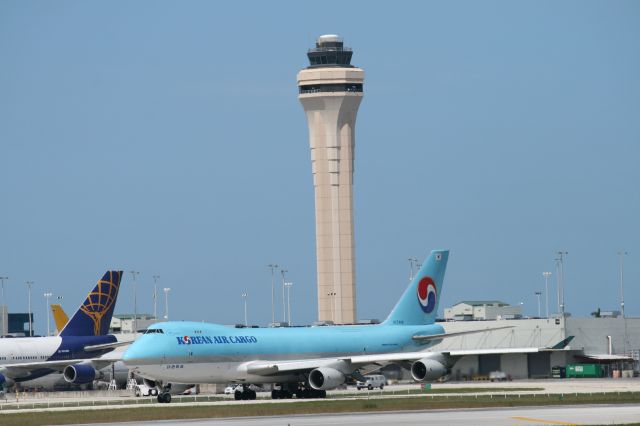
(0, 310, 34, 337)
(444, 300, 523, 321)
(109, 314, 157, 334)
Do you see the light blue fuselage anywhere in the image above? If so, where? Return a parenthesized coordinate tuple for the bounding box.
(123, 321, 444, 384)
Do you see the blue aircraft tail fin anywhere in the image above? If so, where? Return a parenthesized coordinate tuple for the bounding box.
(59, 271, 123, 336)
(382, 250, 449, 326)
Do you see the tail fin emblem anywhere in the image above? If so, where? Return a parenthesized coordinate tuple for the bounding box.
(417, 277, 437, 313)
(80, 271, 121, 335)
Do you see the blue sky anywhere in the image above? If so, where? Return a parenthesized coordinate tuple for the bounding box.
(1, 1, 638, 334)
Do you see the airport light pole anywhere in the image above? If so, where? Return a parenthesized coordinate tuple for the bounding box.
(268, 264, 278, 326)
(542, 272, 552, 318)
(152, 275, 160, 320)
(554, 258, 561, 315)
(408, 257, 418, 281)
(285, 282, 293, 325)
(328, 291, 336, 323)
(129, 271, 140, 333)
(618, 251, 627, 318)
(163, 287, 171, 320)
(534, 291, 542, 318)
(280, 269, 288, 323)
(0, 276, 7, 336)
(25, 281, 33, 336)
(241, 292, 248, 327)
(556, 251, 568, 315)
(43, 292, 52, 336)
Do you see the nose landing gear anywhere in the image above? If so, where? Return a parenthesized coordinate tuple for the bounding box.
(157, 392, 172, 403)
(156, 383, 172, 403)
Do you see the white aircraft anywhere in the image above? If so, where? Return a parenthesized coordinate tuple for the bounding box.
(0, 271, 130, 389)
(123, 251, 572, 403)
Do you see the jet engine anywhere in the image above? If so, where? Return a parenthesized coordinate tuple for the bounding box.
(308, 367, 346, 390)
(63, 364, 98, 384)
(0, 373, 15, 387)
(410, 357, 447, 382)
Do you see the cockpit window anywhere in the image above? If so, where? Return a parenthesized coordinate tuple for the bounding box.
(144, 328, 164, 334)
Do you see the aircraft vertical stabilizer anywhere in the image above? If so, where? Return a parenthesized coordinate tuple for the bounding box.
(59, 271, 123, 336)
(383, 250, 449, 326)
(51, 304, 69, 334)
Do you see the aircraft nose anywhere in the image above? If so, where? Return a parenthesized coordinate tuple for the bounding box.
(122, 342, 145, 366)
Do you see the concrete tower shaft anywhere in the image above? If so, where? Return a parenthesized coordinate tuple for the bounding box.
(297, 35, 364, 324)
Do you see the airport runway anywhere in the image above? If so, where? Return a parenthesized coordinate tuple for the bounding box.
(73, 404, 640, 425)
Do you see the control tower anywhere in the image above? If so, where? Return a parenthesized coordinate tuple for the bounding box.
(297, 35, 364, 324)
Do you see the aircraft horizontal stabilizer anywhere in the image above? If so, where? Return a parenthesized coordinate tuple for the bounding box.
(411, 325, 514, 342)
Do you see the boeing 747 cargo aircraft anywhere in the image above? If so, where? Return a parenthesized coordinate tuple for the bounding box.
(123, 251, 570, 403)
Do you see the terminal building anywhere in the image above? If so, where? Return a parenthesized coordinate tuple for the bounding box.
(431, 312, 640, 380)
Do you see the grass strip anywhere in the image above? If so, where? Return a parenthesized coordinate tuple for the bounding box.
(1, 392, 639, 426)
(336, 386, 545, 397)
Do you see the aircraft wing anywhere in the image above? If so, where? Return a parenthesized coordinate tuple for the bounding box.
(84, 339, 133, 352)
(578, 354, 634, 361)
(441, 336, 574, 357)
(245, 351, 437, 376)
(244, 336, 574, 377)
(0, 358, 116, 378)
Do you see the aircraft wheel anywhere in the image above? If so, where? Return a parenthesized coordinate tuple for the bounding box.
(380, 384, 384, 390)
(234, 390, 242, 400)
(157, 392, 171, 403)
(271, 390, 279, 399)
(249, 389, 257, 400)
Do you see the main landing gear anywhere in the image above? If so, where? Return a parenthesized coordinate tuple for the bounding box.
(157, 383, 172, 403)
(271, 384, 326, 399)
(234, 385, 257, 400)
